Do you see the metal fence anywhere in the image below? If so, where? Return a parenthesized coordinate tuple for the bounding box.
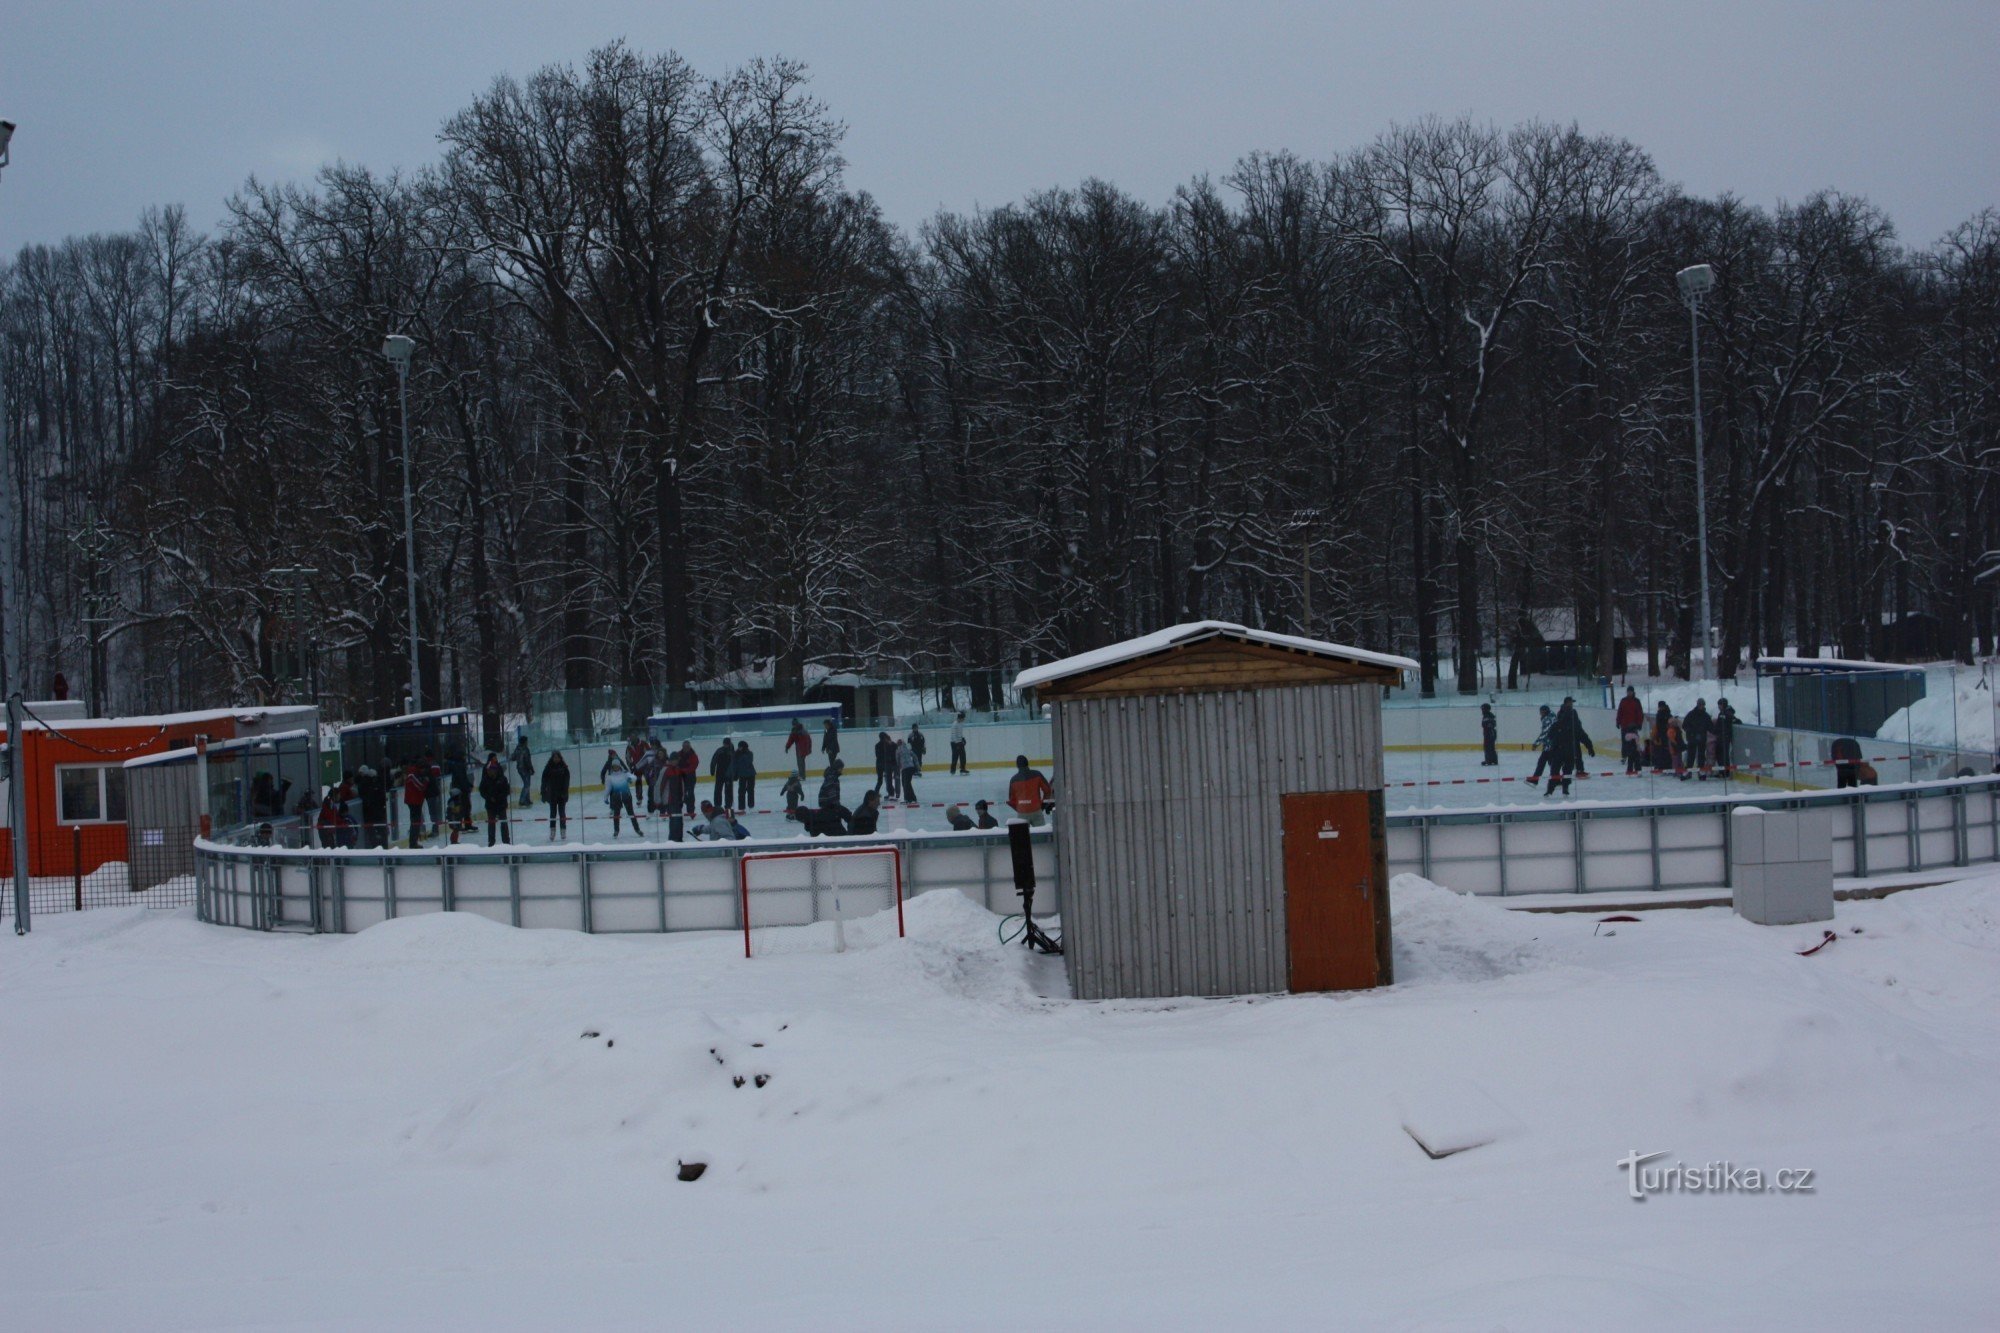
(1387, 775, 2000, 896)
(1, 822, 203, 920)
(196, 827, 1059, 935)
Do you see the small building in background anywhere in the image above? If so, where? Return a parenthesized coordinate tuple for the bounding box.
(336, 708, 474, 782)
(1, 704, 318, 882)
(1017, 622, 1412, 1001)
(1757, 657, 1925, 736)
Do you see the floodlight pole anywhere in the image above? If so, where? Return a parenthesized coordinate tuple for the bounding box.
(382, 335, 422, 715)
(2, 119, 29, 932)
(1678, 264, 1717, 683)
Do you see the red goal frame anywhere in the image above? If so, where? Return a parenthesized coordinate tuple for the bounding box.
(739, 844, 905, 958)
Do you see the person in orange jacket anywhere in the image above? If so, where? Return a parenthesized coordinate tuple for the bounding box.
(1006, 755, 1054, 827)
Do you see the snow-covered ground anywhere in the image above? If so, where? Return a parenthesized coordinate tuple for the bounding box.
(4, 879, 1997, 1328)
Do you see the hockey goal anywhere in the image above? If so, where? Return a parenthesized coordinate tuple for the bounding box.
(739, 845, 905, 957)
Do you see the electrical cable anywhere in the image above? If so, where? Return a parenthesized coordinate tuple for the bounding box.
(17, 701, 172, 758)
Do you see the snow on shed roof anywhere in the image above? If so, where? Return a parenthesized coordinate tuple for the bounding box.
(9, 704, 315, 732)
(1755, 656, 1921, 675)
(1014, 621, 1417, 693)
(337, 708, 471, 735)
(122, 729, 316, 769)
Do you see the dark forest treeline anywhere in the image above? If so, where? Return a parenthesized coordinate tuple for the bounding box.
(3, 43, 1996, 725)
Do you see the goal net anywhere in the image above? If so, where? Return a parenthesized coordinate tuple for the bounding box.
(740, 845, 905, 957)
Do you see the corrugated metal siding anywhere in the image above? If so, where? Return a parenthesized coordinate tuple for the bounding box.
(1055, 684, 1386, 1000)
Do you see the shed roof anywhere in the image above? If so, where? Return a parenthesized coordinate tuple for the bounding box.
(1015, 622, 1415, 699)
(1754, 656, 1919, 676)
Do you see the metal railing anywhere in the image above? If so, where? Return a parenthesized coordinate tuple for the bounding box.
(196, 826, 1059, 935)
(1387, 775, 2000, 896)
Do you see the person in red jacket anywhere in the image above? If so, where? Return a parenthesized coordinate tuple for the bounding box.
(401, 763, 429, 849)
(1615, 686, 1645, 774)
(784, 719, 813, 778)
(1006, 755, 1054, 827)
(674, 741, 700, 816)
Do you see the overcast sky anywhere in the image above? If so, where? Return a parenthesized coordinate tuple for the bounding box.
(6, 0, 1997, 252)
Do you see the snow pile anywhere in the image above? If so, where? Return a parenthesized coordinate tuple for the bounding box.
(5, 881, 2000, 1326)
(1390, 873, 1553, 984)
(1877, 667, 1998, 753)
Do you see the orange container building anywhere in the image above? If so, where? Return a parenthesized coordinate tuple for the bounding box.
(1, 704, 317, 881)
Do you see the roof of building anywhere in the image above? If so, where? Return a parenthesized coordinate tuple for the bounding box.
(122, 729, 317, 769)
(336, 708, 471, 735)
(1754, 656, 1921, 675)
(1015, 621, 1416, 697)
(7, 704, 316, 733)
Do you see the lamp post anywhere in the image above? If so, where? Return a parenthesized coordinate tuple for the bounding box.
(1677, 263, 1717, 682)
(380, 334, 422, 715)
(2, 117, 31, 932)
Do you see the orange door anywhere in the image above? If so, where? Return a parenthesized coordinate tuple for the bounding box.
(1282, 790, 1380, 992)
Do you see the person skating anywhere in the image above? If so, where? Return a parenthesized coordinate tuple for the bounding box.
(874, 731, 899, 798)
(785, 719, 812, 778)
(674, 741, 700, 816)
(908, 723, 928, 775)
(1664, 712, 1687, 779)
(542, 749, 572, 839)
(422, 748, 446, 838)
(1650, 702, 1674, 773)
(1683, 699, 1714, 779)
(640, 741, 669, 816)
(850, 789, 882, 836)
(316, 783, 353, 849)
(446, 783, 475, 839)
(787, 802, 849, 837)
(780, 770, 805, 814)
(974, 799, 999, 829)
(478, 751, 513, 845)
(709, 736, 735, 807)
(695, 801, 743, 841)
(950, 711, 969, 775)
(354, 765, 387, 848)
(402, 761, 429, 848)
(821, 718, 841, 771)
(819, 756, 845, 809)
(625, 735, 650, 808)
(945, 803, 975, 831)
(1831, 735, 1864, 789)
(1615, 687, 1645, 775)
(731, 740, 756, 810)
(512, 735, 535, 805)
(1714, 698, 1738, 773)
(1528, 705, 1555, 783)
(1479, 704, 1499, 766)
(896, 735, 919, 804)
(250, 770, 292, 819)
(1007, 755, 1054, 826)
(1542, 697, 1595, 796)
(602, 750, 641, 837)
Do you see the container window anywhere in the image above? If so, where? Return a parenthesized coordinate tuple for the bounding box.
(56, 765, 127, 824)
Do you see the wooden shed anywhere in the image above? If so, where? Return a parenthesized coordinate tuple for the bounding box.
(1016, 622, 1414, 1001)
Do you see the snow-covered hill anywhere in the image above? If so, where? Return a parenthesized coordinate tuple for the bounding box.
(3, 880, 1997, 1328)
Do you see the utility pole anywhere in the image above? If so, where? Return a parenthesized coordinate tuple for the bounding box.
(380, 335, 421, 714)
(1, 117, 30, 932)
(1678, 263, 1718, 682)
